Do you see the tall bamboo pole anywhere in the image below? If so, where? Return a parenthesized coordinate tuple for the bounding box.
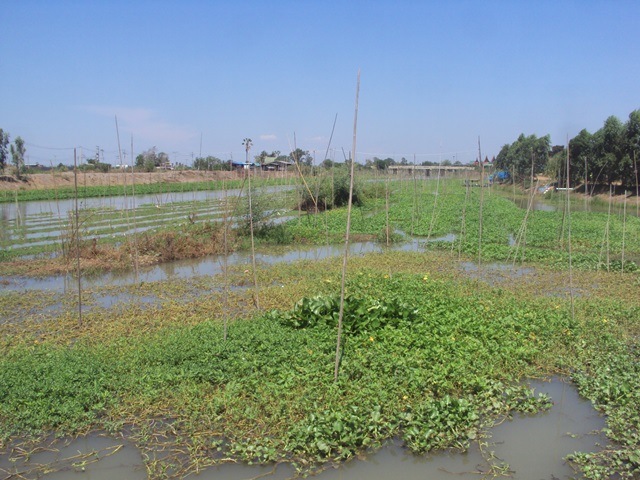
(411, 154, 417, 235)
(458, 167, 471, 260)
(566, 138, 575, 322)
(334, 70, 360, 382)
(385, 175, 390, 246)
(73, 148, 83, 326)
(427, 152, 443, 240)
(510, 153, 537, 266)
(130, 135, 139, 283)
(477, 137, 484, 266)
(243, 138, 259, 310)
(634, 151, 639, 218)
(223, 177, 229, 341)
(621, 190, 627, 273)
(599, 184, 613, 271)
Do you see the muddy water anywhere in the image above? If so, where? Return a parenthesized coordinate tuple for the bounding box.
(460, 261, 536, 285)
(0, 186, 291, 223)
(0, 241, 424, 293)
(0, 186, 293, 252)
(513, 195, 640, 217)
(0, 434, 147, 480)
(0, 379, 607, 480)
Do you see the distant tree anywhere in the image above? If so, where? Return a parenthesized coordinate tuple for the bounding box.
(242, 138, 253, 165)
(0, 129, 9, 173)
(567, 129, 594, 185)
(369, 156, 396, 170)
(10, 136, 26, 179)
(86, 157, 111, 173)
(546, 147, 566, 184)
(622, 110, 640, 186)
(289, 148, 312, 166)
(593, 116, 626, 186)
(254, 150, 269, 164)
(625, 110, 640, 158)
(494, 133, 550, 185)
(142, 157, 155, 172)
(194, 156, 223, 170)
(136, 147, 158, 171)
(157, 152, 169, 167)
(321, 158, 335, 169)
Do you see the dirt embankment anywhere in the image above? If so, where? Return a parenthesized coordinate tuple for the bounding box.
(0, 170, 270, 191)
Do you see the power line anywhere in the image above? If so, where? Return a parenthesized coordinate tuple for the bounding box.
(25, 142, 75, 151)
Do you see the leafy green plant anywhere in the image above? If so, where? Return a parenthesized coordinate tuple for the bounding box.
(270, 291, 419, 334)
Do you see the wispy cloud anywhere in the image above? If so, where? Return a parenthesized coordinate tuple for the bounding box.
(259, 134, 277, 141)
(81, 105, 197, 144)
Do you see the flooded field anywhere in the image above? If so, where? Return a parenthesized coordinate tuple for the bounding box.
(0, 185, 293, 256)
(1, 178, 638, 480)
(0, 379, 606, 480)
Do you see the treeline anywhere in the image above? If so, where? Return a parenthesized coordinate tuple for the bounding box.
(495, 110, 640, 189)
(567, 110, 639, 189)
(0, 128, 26, 179)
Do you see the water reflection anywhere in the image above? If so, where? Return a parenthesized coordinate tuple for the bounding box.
(0, 241, 424, 293)
(488, 379, 607, 479)
(512, 195, 639, 217)
(0, 379, 606, 480)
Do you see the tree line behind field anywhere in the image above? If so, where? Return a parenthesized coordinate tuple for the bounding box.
(496, 110, 640, 189)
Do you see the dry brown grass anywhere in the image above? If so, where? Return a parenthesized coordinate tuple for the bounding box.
(0, 224, 238, 277)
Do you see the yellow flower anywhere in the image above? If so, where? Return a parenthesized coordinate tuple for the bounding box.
(423, 274, 429, 281)
(402, 395, 408, 400)
(383, 274, 389, 279)
(369, 336, 375, 342)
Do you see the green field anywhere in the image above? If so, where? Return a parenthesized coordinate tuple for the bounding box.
(1, 175, 639, 479)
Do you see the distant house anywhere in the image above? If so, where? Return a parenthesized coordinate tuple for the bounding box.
(231, 160, 257, 170)
(25, 163, 50, 171)
(260, 156, 293, 171)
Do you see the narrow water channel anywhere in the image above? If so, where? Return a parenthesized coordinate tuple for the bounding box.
(0, 240, 426, 294)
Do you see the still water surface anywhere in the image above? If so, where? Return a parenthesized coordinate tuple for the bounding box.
(0, 379, 606, 480)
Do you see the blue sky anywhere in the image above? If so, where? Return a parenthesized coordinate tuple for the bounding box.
(1, 0, 638, 166)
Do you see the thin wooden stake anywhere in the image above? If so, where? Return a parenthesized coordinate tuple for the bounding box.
(566, 138, 575, 322)
(411, 154, 417, 236)
(244, 138, 260, 310)
(130, 135, 139, 283)
(621, 189, 627, 273)
(458, 167, 471, 260)
(73, 148, 83, 326)
(385, 175, 390, 246)
(599, 184, 612, 271)
(334, 70, 360, 382)
(634, 151, 639, 218)
(477, 137, 484, 266)
(223, 177, 229, 341)
(427, 153, 443, 240)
